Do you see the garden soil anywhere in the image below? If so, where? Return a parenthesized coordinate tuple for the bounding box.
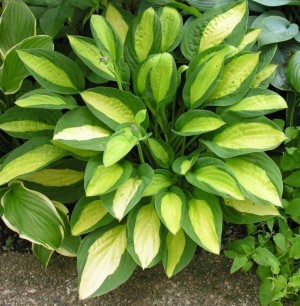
(0, 250, 260, 306)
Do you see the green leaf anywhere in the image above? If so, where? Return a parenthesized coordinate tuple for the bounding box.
(155, 186, 186, 235)
(127, 204, 162, 269)
(287, 50, 300, 93)
(2, 181, 64, 250)
(181, 0, 248, 60)
(15, 89, 77, 110)
(252, 0, 300, 5)
(81, 87, 146, 131)
(162, 229, 196, 277)
(0, 137, 66, 186)
(32, 244, 54, 268)
(251, 64, 277, 88)
(233, 28, 261, 54)
(84, 156, 132, 196)
(17, 49, 85, 94)
(252, 247, 280, 274)
(147, 138, 174, 168)
(77, 224, 136, 299)
(70, 197, 113, 236)
(0, 0, 36, 56)
(230, 256, 248, 273)
(289, 236, 300, 259)
(183, 191, 222, 254)
(284, 170, 300, 187)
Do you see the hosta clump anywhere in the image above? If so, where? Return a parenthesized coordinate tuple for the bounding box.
(0, 0, 289, 299)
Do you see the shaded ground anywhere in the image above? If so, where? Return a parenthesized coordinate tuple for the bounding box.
(0, 250, 260, 306)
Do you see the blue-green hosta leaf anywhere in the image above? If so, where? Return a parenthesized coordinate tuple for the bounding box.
(102, 164, 154, 221)
(15, 89, 77, 110)
(186, 0, 217, 11)
(70, 197, 113, 236)
(186, 157, 244, 200)
(127, 204, 162, 269)
(147, 138, 174, 168)
(68, 35, 116, 81)
(206, 52, 260, 106)
(32, 244, 54, 268)
(181, 0, 248, 60)
(183, 191, 222, 254)
(258, 16, 298, 46)
(53, 107, 111, 153)
(155, 186, 186, 235)
(81, 87, 146, 131)
(287, 50, 300, 93)
(203, 116, 287, 158)
(2, 181, 64, 250)
(223, 88, 287, 117)
(0, 106, 61, 139)
(84, 156, 132, 196)
(226, 153, 283, 207)
(78, 224, 136, 299)
(175, 110, 225, 136)
(162, 229, 196, 278)
(158, 6, 183, 52)
(0, 137, 66, 186)
(0, 35, 53, 95)
(17, 49, 85, 94)
(0, 0, 36, 56)
(183, 53, 225, 108)
(252, 0, 300, 5)
(251, 64, 277, 88)
(222, 198, 279, 224)
(124, 7, 162, 72)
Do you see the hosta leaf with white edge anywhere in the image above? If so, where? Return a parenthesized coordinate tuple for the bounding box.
(102, 164, 154, 221)
(175, 110, 225, 136)
(124, 7, 162, 72)
(1, 181, 64, 250)
(70, 197, 113, 236)
(147, 138, 174, 168)
(226, 153, 283, 207)
(78, 224, 136, 299)
(287, 50, 300, 93)
(80, 87, 146, 131)
(155, 186, 186, 235)
(207, 52, 260, 106)
(0, 137, 66, 186)
(15, 89, 77, 110)
(32, 244, 54, 267)
(162, 229, 196, 278)
(17, 49, 85, 94)
(84, 156, 132, 196)
(186, 157, 245, 200)
(127, 204, 162, 268)
(53, 107, 111, 152)
(181, 0, 247, 60)
(183, 191, 222, 254)
(203, 116, 287, 158)
(0, 35, 53, 95)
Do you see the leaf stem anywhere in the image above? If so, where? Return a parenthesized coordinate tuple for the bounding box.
(137, 142, 145, 163)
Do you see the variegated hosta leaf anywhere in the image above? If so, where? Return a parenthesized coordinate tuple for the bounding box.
(183, 191, 222, 254)
(1, 181, 64, 250)
(70, 197, 113, 236)
(17, 49, 85, 94)
(172, 155, 198, 176)
(15, 89, 77, 110)
(174, 110, 225, 136)
(84, 156, 132, 196)
(186, 157, 244, 200)
(0, 106, 61, 139)
(251, 64, 277, 88)
(256, 44, 277, 73)
(147, 138, 174, 168)
(78, 224, 136, 299)
(233, 28, 261, 54)
(124, 7, 162, 72)
(142, 169, 177, 197)
(80, 87, 146, 131)
(223, 88, 287, 117)
(0, 137, 66, 186)
(206, 52, 260, 106)
(203, 116, 287, 158)
(162, 229, 196, 278)
(158, 6, 183, 52)
(226, 153, 283, 207)
(287, 50, 300, 93)
(222, 198, 280, 224)
(127, 204, 162, 268)
(155, 186, 186, 235)
(102, 164, 154, 221)
(183, 53, 224, 109)
(181, 0, 247, 60)
(53, 107, 111, 153)
(32, 244, 53, 268)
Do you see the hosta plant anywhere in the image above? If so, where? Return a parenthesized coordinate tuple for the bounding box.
(0, 0, 289, 299)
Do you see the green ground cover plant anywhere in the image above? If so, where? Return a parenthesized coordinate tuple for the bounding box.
(0, 0, 299, 301)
